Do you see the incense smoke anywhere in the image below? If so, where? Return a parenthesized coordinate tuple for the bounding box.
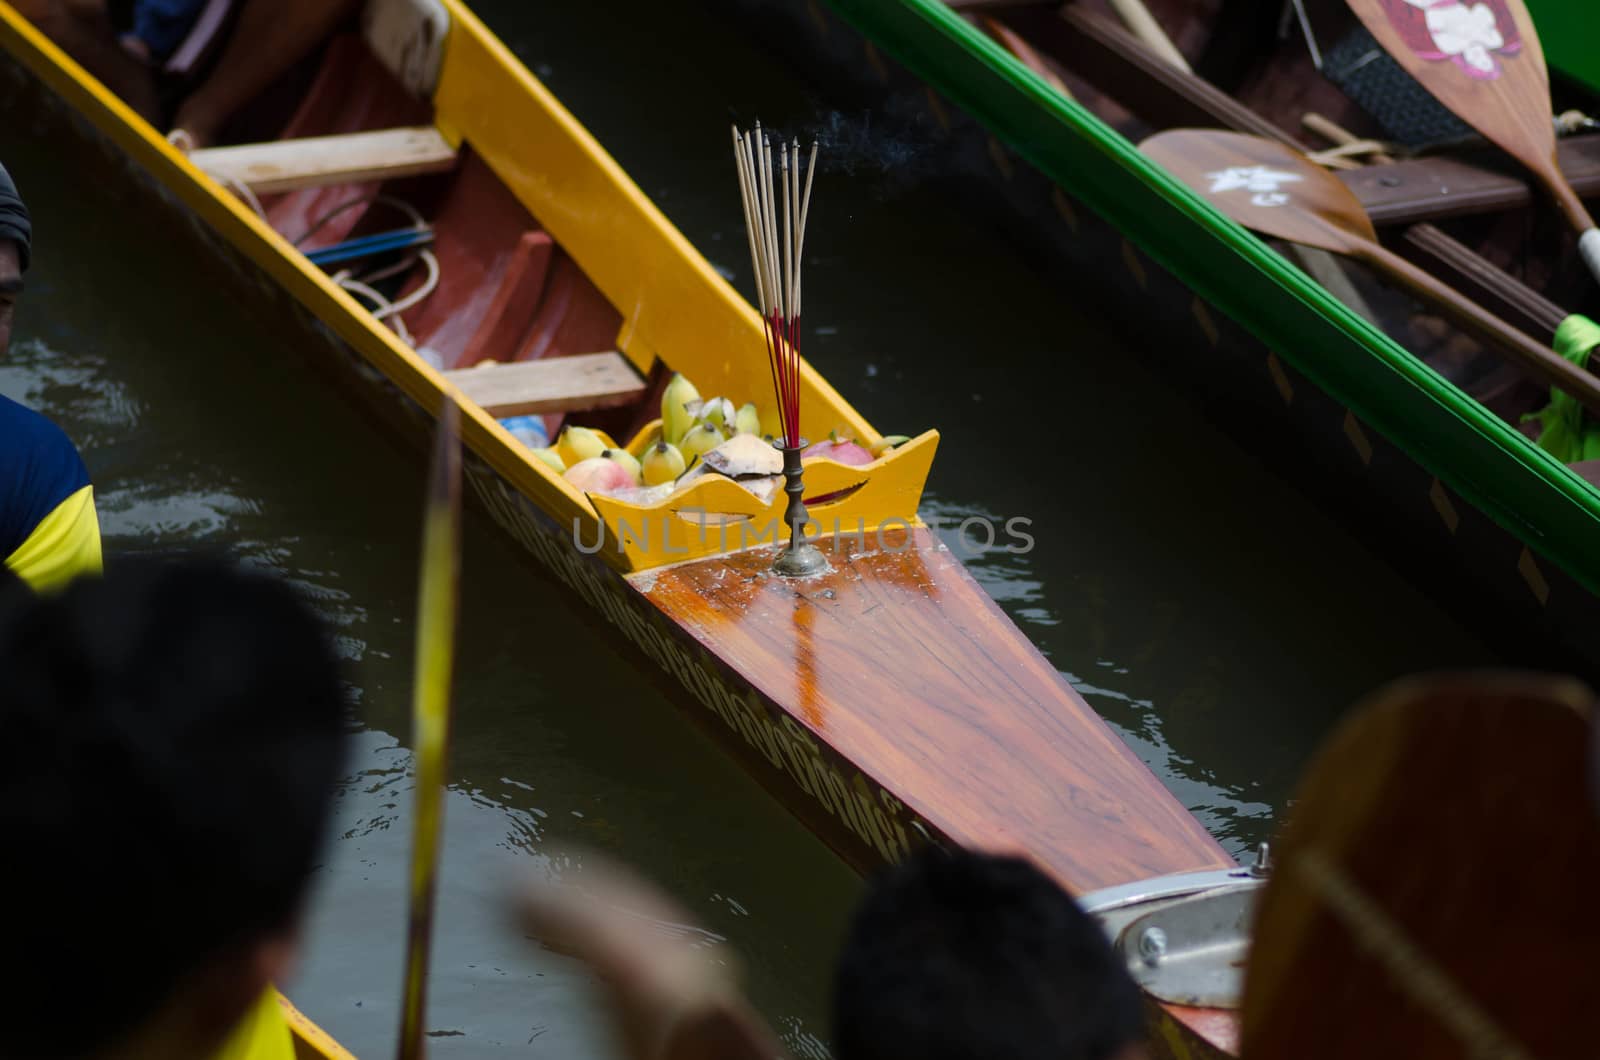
(731, 108, 938, 193)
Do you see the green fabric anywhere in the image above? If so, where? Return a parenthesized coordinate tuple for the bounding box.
(1522, 315, 1600, 463)
(1524, 0, 1600, 95)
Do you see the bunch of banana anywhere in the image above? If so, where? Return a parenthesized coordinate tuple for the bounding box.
(656, 372, 766, 479)
(529, 373, 911, 493)
(528, 426, 649, 493)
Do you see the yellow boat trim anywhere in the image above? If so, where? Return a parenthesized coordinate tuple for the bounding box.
(276, 992, 357, 1060)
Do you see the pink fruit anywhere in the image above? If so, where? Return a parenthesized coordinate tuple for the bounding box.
(563, 456, 637, 495)
(802, 438, 875, 466)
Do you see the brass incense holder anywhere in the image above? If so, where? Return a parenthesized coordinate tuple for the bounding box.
(773, 441, 829, 577)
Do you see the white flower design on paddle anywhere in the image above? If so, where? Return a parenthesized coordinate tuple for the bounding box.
(1385, 0, 1522, 80)
(1207, 166, 1303, 208)
(1402, 0, 1504, 76)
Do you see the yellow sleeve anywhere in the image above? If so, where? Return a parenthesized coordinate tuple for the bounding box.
(212, 987, 298, 1060)
(4, 483, 102, 593)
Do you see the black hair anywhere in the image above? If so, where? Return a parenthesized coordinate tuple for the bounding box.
(0, 555, 349, 1057)
(832, 845, 1146, 1060)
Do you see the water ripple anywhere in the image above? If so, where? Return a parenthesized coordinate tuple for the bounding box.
(97, 483, 258, 542)
(0, 339, 142, 437)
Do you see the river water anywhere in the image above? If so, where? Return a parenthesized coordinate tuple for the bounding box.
(0, 1, 1501, 1055)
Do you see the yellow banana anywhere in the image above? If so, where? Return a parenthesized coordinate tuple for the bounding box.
(870, 434, 912, 457)
(557, 425, 607, 467)
(698, 396, 736, 431)
(679, 423, 725, 469)
(641, 441, 688, 485)
(660, 373, 701, 447)
(530, 447, 566, 473)
(602, 448, 643, 485)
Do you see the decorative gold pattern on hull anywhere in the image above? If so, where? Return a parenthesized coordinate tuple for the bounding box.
(1121, 238, 1147, 289)
(987, 135, 1015, 180)
(1343, 410, 1374, 466)
(1429, 478, 1461, 534)
(1191, 296, 1219, 348)
(863, 40, 888, 83)
(1266, 352, 1294, 405)
(925, 86, 951, 133)
(1052, 185, 1080, 232)
(1519, 548, 1551, 607)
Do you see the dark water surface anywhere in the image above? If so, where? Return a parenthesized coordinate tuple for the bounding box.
(1, 0, 1501, 1054)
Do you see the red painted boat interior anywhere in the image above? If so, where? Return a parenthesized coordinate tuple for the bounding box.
(241, 34, 641, 445)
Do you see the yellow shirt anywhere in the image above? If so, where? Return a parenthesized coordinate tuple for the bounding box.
(4, 482, 101, 592)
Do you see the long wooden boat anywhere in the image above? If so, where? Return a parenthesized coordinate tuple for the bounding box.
(0, 0, 1256, 1054)
(721, 0, 1600, 682)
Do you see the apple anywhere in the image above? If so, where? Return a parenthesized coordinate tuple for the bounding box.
(802, 437, 874, 466)
(564, 457, 638, 495)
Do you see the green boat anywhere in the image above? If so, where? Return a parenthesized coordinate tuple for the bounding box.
(726, 0, 1600, 676)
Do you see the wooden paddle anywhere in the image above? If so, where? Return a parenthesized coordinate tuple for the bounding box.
(1141, 128, 1600, 417)
(396, 397, 462, 1060)
(1240, 671, 1599, 1059)
(1343, 0, 1600, 285)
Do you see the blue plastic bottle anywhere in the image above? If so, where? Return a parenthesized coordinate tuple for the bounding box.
(499, 415, 549, 449)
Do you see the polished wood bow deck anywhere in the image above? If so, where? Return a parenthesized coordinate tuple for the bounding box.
(635, 525, 1232, 893)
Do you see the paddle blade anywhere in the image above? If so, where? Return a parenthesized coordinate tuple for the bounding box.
(1140, 129, 1378, 253)
(1344, 0, 1551, 164)
(1241, 672, 1599, 1060)
(397, 398, 463, 1060)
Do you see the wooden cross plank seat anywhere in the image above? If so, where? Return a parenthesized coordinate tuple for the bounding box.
(189, 125, 457, 195)
(442, 352, 647, 418)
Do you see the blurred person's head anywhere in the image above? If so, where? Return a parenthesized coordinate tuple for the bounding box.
(833, 845, 1147, 1060)
(0, 555, 348, 1058)
(0, 161, 30, 357)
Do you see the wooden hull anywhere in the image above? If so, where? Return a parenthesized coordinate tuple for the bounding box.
(0, 0, 1241, 1053)
(712, 0, 1600, 697)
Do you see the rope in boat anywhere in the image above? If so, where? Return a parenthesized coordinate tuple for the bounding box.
(169, 128, 270, 219)
(288, 194, 442, 348)
(166, 128, 447, 353)
(330, 248, 441, 346)
(294, 194, 426, 248)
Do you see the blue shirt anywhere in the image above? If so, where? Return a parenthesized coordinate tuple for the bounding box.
(129, 0, 209, 63)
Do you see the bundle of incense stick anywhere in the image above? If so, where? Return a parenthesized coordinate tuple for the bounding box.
(732, 124, 817, 449)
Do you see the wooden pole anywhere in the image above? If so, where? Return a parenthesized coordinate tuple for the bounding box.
(1104, 0, 1192, 72)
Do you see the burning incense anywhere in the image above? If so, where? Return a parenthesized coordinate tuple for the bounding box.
(732, 124, 828, 576)
(732, 125, 816, 448)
